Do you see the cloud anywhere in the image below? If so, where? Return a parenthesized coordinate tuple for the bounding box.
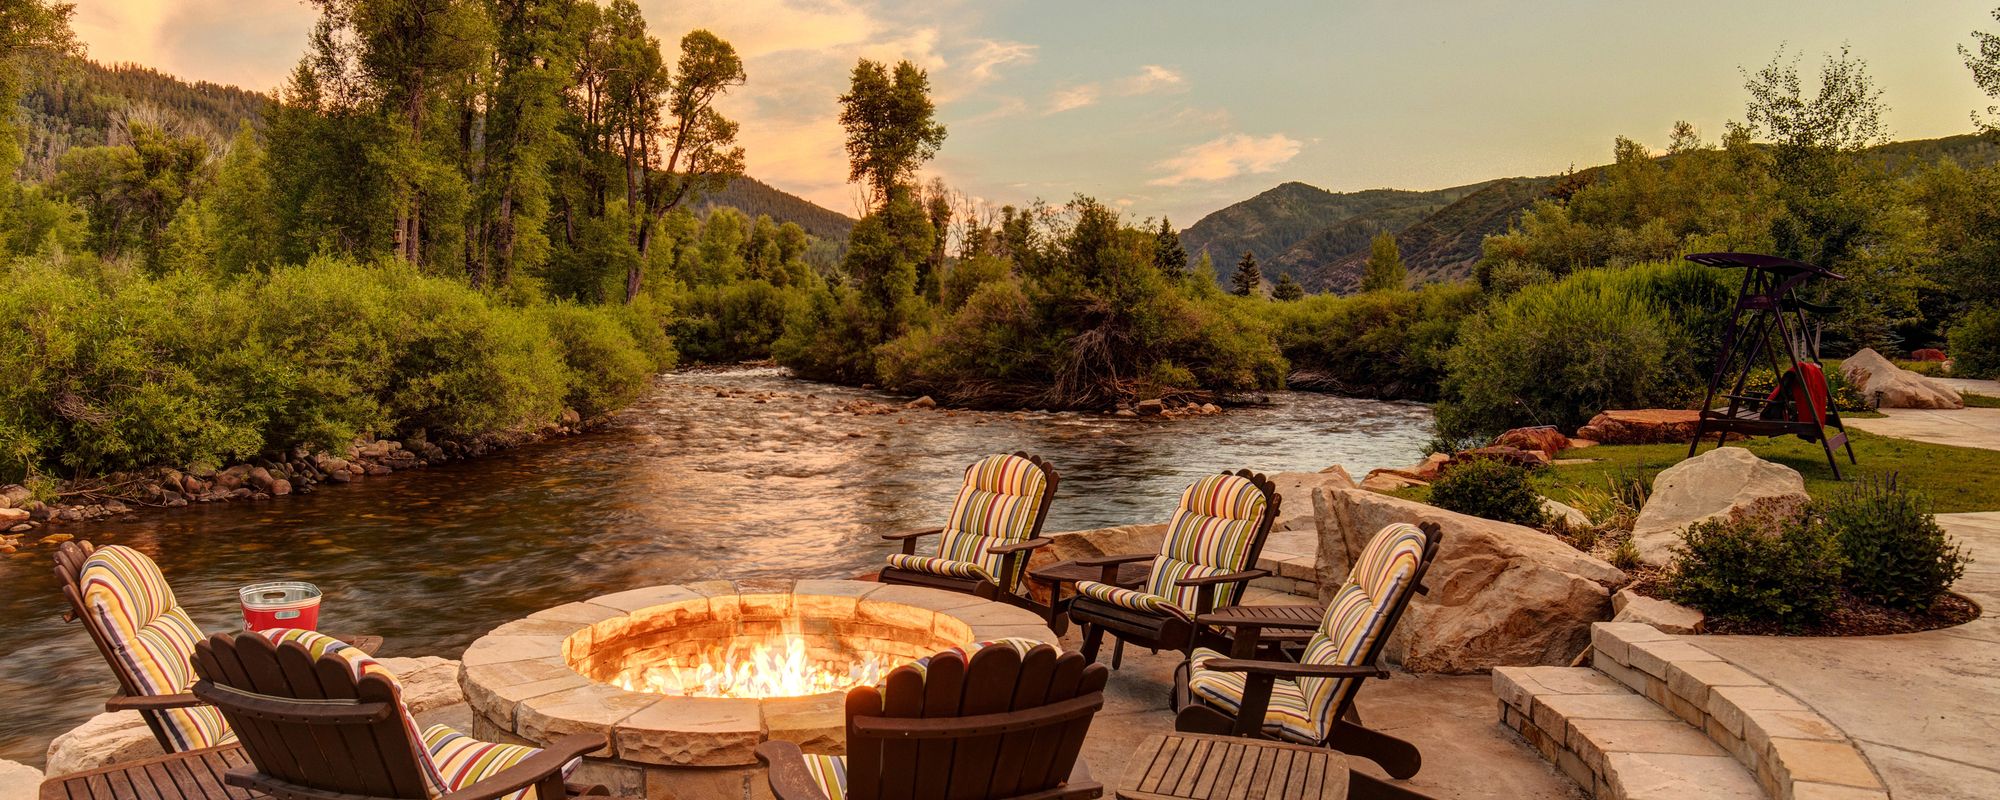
(1149, 133, 1304, 186)
(1046, 84, 1101, 114)
(965, 39, 1037, 83)
(1118, 64, 1183, 95)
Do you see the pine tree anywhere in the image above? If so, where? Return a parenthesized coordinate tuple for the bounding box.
(1272, 272, 1305, 300)
(1230, 250, 1262, 296)
(1152, 216, 1186, 278)
(1361, 231, 1407, 292)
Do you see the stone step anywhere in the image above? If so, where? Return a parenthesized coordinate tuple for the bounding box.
(1251, 528, 1319, 598)
(1495, 665, 1767, 800)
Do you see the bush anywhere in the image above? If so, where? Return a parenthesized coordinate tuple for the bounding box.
(1667, 516, 1843, 626)
(669, 279, 797, 363)
(1428, 458, 1548, 527)
(1948, 305, 2000, 378)
(1266, 282, 1481, 400)
(532, 303, 656, 420)
(1818, 476, 1968, 611)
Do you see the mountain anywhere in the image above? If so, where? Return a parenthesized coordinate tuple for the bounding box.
(1317, 177, 1555, 292)
(700, 175, 854, 241)
(14, 57, 854, 240)
(1178, 180, 1499, 289)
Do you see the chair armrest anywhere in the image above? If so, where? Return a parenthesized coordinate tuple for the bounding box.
(437, 734, 606, 800)
(879, 527, 944, 541)
(1196, 606, 1323, 631)
(106, 693, 205, 713)
(987, 537, 1054, 555)
(754, 740, 832, 800)
(1173, 568, 1269, 586)
(1201, 658, 1390, 679)
(1075, 552, 1152, 567)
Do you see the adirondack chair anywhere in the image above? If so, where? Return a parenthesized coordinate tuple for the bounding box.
(1065, 471, 1279, 667)
(879, 453, 1059, 608)
(190, 629, 607, 800)
(756, 639, 1109, 800)
(1172, 522, 1442, 789)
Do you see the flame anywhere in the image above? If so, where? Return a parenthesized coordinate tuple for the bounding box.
(612, 636, 885, 698)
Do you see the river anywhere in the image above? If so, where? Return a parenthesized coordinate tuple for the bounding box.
(0, 366, 1431, 765)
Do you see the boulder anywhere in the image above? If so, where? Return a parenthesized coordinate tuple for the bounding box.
(1574, 409, 1703, 445)
(1359, 470, 1427, 494)
(0, 508, 25, 526)
(45, 711, 163, 777)
(1447, 446, 1550, 469)
(1135, 399, 1166, 416)
(905, 395, 937, 409)
(1025, 523, 1169, 604)
(1628, 447, 1810, 567)
(0, 484, 28, 508)
(1268, 471, 1355, 531)
(1312, 486, 1625, 673)
(0, 759, 39, 800)
(1493, 426, 1570, 458)
(1611, 588, 1705, 634)
(1840, 347, 1963, 409)
(1410, 453, 1451, 481)
(1911, 348, 1948, 363)
(1541, 497, 1592, 530)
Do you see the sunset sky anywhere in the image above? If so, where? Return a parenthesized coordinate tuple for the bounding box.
(71, 0, 2000, 224)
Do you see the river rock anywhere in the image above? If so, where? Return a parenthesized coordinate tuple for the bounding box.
(0, 508, 26, 526)
(1492, 426, 1570, 458)
(0, 758, 40, 800)
(1611, 588, 1705, 634)
(905, 395, 937, 409)
(1358, 469, 1427, 494)
(1410, 453, 1451, 481)
(1269, 471, 1354, 531)
(1312, 486, 1625, 672)
(0, 485, 24, 509)
(1135, 399, 1165, 416)
(1573, 409, 1702, 445)
(1840, 347, 1963, 409)
(45, 711, 163, 777)
(1628, 447, 1810, 567)
(269, 479, 292, 496)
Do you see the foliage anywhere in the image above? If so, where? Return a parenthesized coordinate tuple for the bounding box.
(1360, 231, 1406, 292)
(1948, 305, 2000, 378)
(531, 302, 661, 419)
(1230, 250, 1261, 297)
(1818, 476, 1968, 611)
(1962, 7, 2000, 133)
(1267, 282, 1482, 400)
(1428, 458, 1548, 527)
(838, 59, 945, 206)
(1667, 515, 1843, 627)
(1271, 272, 1304, 300)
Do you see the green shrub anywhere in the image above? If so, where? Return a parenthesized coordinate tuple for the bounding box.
(1266, 282, 1481, 400)
(1667, 516, 1843, 626)
(669, 279, 796, 363)
(1428, 458, 1548, 527)
(1949, 305, 2000, 379)
(1818, 476, 1968, 611)
(532, 303, 656, 419)
(378, 271, 567, 438)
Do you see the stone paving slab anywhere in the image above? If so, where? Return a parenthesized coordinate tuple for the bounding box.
(1932, 377, 2000, 397)
(1843, 407, 2000, 450)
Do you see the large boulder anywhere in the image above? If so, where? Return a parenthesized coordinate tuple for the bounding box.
(1840, 347, 1963, 409)
(1628, 447, 1810, 567)
(1268, 470, 1355, 531)
(1, 759, 40, 800)
(1573, 409, 1703, 445)
(1493, 426, 1570, 458)
(1311, 486, 1626, 673)
(45, 712, 162, 777)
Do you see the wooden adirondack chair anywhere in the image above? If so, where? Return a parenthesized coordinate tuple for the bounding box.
(1172, 522, 1442, 795)
(879, 452, 1060, 609)
(756, 639, 1108, 800)
(1065, 470, 1280, 667)
(190, 629, 606, 800)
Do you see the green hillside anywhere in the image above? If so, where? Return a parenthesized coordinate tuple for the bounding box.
(700, 175, 854, 241)
(1178, 180, 1493, 285)
(1319, 177, 1555, 292)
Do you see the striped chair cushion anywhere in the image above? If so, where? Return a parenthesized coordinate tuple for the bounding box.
(79, 545, 236, 751)
(257, 630, 577, 800)
(802, 753, 848, 800)
(1140, 473, 1268, 610)
(1183, 646, 1322, 743)
(895, 454, 1049, 587)
(1292, 523, 1429, 735)
(1073, 579, 1174, 614)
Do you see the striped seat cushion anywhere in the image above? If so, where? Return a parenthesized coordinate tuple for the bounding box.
(258, 630, 578, 800)
(1139, 474, 1269, 611)
(892, 454, 1048, 588)
(802, 753, 848, 800)
(1184, 646, 1321, 743)
(1074, 579, 1175, 614)
(1290, 523, 1428, 726)
(79, 545, 236, 751)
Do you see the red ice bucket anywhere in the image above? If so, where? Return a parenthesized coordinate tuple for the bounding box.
(240, 581, 323, 632)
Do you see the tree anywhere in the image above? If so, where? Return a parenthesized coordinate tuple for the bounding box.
(1964, 7, 2000, 133)
(468, 0, 581, 287)
(1272, 272, 1305, 300)
(1230, 250, 1262, 297)
(209, 124, 281, 274)
(838, 59, 946, 207)
(1361, 231, 1407, 292)
(1152, 216, 1186, 278)
(0, 0, 78, 182)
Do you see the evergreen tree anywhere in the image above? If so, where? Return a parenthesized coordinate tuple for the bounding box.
(838, 59, 946, 207)
(1361, 231, 1407, 292)
(1272, 272, 1305, 300)
(209, 124, 281, 274)
(1230, 250, 1261, 297)
(1152, 216, 1186, 278)
(469, 0, 581, 287)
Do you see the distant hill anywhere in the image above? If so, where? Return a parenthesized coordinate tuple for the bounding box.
(1318, 177, 1554, 292)
(1179, 180, 1497, 290)
(700, 175, 854, 241)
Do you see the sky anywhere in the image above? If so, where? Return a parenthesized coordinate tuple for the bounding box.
(70, 0, 2000, 224)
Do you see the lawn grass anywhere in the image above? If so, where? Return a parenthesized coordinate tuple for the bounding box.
(1539, 431, 2000, 514)
(1964, 392, 2000, 409)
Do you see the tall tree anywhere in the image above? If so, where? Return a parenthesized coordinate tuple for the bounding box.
(468, 0, 580, 287)
(623, 28, 747, 300)
(1272, 272, 1305, 300)
(1964, 7, 2000, 133)
(1230, 250, 1261, 297)
(209, 124, 282, 274)
(1361, 231, 1407, 292)
(838, 59, 946, 207)
(1151, 216, 1186, 278)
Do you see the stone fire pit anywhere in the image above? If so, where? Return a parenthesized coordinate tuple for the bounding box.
(460, 578, 1056, 800)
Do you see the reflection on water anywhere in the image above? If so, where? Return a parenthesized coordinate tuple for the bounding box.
(0, 367, 1429, 764)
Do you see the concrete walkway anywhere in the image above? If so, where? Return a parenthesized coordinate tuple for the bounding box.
(1693, 512, 2000, 800)
(1844, 407, 2000, 450)
(1933, 377, 2000, 397)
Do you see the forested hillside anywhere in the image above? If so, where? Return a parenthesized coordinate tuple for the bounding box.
(1318, 177, 1554, 292)
(1178, 180, 1495, 290)
(699, 175, 854, 241)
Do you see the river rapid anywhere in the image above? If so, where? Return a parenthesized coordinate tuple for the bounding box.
(0, 366, 1431, 764)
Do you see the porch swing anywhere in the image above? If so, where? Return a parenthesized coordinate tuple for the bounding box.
(1685, 252, 1856, 478)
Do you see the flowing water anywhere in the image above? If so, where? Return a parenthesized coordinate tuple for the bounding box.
(0, 367, 1431, 765)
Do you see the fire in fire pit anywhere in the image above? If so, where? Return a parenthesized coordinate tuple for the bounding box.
(612, 634, 886, 698)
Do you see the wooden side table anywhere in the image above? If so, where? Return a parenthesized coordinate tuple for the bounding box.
(1027, 558, 1151, 635)
(1118, 733, 1348, 799)
(1196, 604, 1323, 658)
